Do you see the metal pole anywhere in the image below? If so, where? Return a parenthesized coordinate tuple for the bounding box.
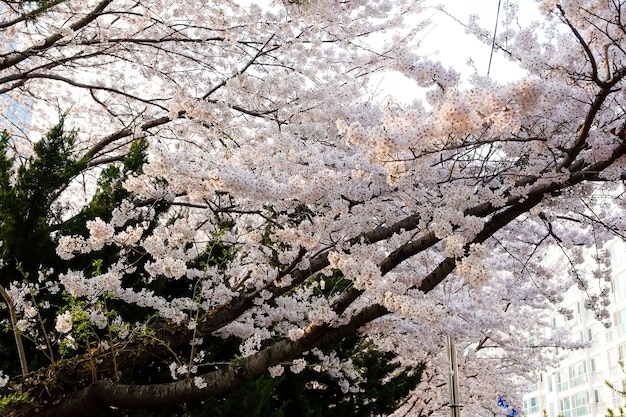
(448, 336, 462, 417)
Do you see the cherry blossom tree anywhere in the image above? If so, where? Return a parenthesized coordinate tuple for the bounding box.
(1, 0, 626, 416)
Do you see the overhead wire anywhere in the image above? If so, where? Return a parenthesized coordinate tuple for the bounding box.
(487, 0, 502, 76)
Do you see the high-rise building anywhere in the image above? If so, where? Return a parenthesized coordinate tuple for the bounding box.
(523, 239, 626, 417)
(2, 94, 32, 135)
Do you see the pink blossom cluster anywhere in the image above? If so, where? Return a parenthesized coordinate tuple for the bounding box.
(2, 0, 626, 415)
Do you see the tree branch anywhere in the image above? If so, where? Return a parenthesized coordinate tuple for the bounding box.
(0, 283, 28, 376)
(35, 304, 388, 417)
(557, 4, 602, 85)
(0, 0, 114, 71)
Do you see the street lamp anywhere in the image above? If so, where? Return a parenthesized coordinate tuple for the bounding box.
(448, 336, 462, 417)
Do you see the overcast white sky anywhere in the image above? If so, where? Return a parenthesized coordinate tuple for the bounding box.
(378, 0, 544, 100)
(426, 0, 542, 76)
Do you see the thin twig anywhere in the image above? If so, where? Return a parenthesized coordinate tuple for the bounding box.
(0, 283, 29, 376)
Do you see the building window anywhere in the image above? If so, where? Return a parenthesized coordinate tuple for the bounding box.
(559, 392, 590, 417)
(587, 326, 599, 345)
(559, 397, 571, 417)
(556, 361, 588, 392)
(610, 380, 626, 402)
(524, 397, 539, 415)
(557, 368, 570, 391)
(608, 344, 626, 374)
(612, 273, 626, 301)
(594, 388, 602, 405)
(568, 302, 582, 323)
(609, 241, 626, 271)
(591, 356, 601, 381)
(615, 308, 626, 336)
(570, 361, 587, 389)
(572, 392, 589, 417)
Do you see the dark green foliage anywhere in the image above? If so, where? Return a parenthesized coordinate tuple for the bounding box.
(0, 119, 83, 270)
(606, 363, 626, 417)
(313, 269, 353, 297)
(123, 335, 424, 417)
(607, 408, 626, 417)
(0, 120, 148, 375)
(64, 137, 148, 233)
(254, 338, 425, 417)
(0, 120, 423, 416)
(9, 0, 68, 22)
(0, 120, 85, 374)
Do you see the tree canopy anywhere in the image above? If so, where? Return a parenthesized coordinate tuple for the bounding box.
(0, 0, 625, 416)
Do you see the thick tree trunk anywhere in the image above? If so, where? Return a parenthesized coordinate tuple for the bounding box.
(37, 304, 388, 417)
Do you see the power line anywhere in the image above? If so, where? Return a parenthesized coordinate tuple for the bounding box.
(487, 0, 502, 76)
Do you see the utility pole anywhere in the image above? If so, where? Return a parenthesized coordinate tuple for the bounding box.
(448, 336, 462, 417)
